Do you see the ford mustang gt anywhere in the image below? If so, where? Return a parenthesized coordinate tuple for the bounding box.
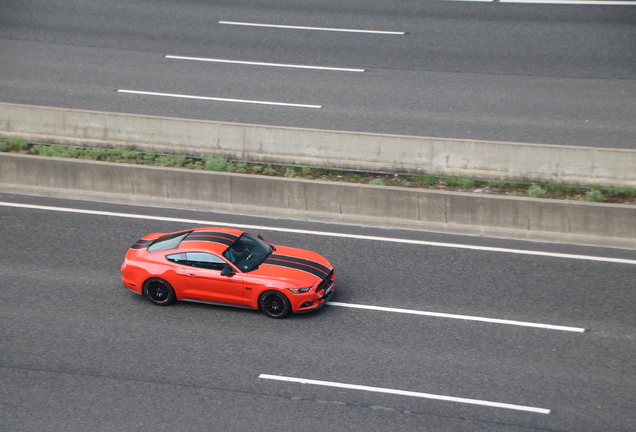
(121, 227, 336, 318)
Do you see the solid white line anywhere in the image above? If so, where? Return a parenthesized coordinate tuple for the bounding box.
(1, 202, 635, 266)
(446, 0, 636, 3)
(258, 374, 551, 414)
(117, 89, 321, 109)
(165, 55, 365, 72)
(499, 0, 636, 4)
(0, 198, 595, 332)
(219, 21, 406, 35)
(328, 302, 585, 332)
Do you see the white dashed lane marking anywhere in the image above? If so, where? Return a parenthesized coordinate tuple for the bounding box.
(328, 302, 586, 332)
(165, 55, 365, 72)
(258, 374, 551, 414)
(117, 89, 322, 109)
(218, 21, 406, 34)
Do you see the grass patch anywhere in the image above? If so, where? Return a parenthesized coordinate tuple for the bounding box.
(412, 175, 438, 186)
(528, 184, 547, 198)
(156, 155, 187, 167)
(459, 177, 476, 189)
(369, 178, 386, 186)
(234, 162, 248, 173)
(486, 180, 505, 188)
(203, 156, 234, 172)
(263, 165, 278, 175)
(8, 137, 28, 151)
(586, 189, 605, 203)
(2, 140, 634, 205)
(284, 167, 298, 178)
(608, 187, 636, 199)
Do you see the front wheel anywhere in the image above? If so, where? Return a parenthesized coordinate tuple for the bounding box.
(259, 291, 291, 318)
(143, 278, 176, 306)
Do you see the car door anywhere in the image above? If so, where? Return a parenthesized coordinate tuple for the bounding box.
(173, 252, 245, 306)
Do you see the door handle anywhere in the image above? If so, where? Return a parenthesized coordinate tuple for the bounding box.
(186, 273, 197, 278)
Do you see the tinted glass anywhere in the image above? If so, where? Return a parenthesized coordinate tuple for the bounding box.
(147, 231, 191, 253)
(185, 252, 226, 270)
(224, 233, 273, 272)
(166, 253, 187, 264)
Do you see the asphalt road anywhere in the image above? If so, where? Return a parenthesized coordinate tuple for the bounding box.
(1, 193, 635, 431)
(1, 0, 635, 148)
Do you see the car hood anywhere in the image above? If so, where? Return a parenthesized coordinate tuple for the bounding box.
(250, 245, 333, 287)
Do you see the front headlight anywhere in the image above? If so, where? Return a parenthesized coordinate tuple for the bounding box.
(288, 287, 311, 294)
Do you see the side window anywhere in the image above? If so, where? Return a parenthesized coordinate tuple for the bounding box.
(166, 253, 187, 264)
(185, 252, 227, 271)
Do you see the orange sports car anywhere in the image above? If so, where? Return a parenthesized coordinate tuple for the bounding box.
(121, 227, 336, 318)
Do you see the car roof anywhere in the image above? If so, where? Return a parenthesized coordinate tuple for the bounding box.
(177, 227, 244, 255)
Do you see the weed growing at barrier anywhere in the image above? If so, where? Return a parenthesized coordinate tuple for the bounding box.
(204, 156, 234, 172)
(1, 140, 635, 204)
(413, 174, 438, 186)
(284, 167, 298, 178)
(586, 189, 605, 203)
(369, 178, 387, 186)
(459, 177, 476, 189)
(155, 154, 188, 167)
(609, 187, 636, 199)
(528, 184, 548, 199)
(7, 137, 28, 151)
(545, 180, 582, 195)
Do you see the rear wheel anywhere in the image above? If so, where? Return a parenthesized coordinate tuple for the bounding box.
(143, 278, 176, 306)
(259, 291, 291, 318)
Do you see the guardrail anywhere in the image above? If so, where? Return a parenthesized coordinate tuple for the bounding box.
(1, 102, 634, 187)
(1, 153, 634, 248)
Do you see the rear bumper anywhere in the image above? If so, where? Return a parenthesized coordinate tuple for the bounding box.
(121, 270, 143, 295)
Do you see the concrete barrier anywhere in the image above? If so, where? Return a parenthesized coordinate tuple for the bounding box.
(1, 102, 635, 187)
(1, 153, 634, 249)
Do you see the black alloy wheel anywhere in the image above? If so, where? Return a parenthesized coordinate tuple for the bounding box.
(259, 291, 291, 318)
(143, 278, 176, 306)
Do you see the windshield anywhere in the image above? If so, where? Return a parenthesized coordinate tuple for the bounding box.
(223, 233, 273, 272)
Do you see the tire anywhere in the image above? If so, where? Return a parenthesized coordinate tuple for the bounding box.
(259, 290, 291, 318)
(143, 278, 176, 306)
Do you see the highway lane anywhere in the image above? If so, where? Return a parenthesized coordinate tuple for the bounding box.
(1, 0, 635, 147)
(1, 194, 635, 431)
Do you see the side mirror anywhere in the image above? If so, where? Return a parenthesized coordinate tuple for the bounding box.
(221, 267, 236, 276)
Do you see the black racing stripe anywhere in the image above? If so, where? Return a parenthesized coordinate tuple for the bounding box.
(265, 259, 326, 279)
(189, 231, 239, 242)
(265, 256, 330, 279)
(183, 231, 238, 246)
(131, 238, 153, 249)
(269, 254, 331, 276)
